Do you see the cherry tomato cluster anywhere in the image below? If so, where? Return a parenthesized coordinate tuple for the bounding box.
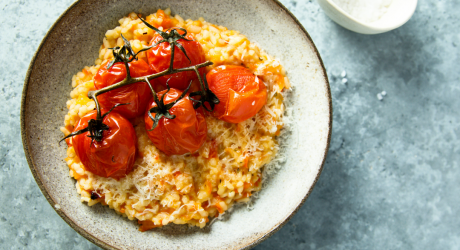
(64, 19, 268, 180)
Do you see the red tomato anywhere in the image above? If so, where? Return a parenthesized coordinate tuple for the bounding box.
(147, 30, 206, 90)
(94, 60, 153, 119)
(206, 65, 267, 123)
(73, 110, 137, 180)
(144, 88, 207, 155)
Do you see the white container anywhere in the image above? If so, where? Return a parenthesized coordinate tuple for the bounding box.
(317, 0, 418, 34)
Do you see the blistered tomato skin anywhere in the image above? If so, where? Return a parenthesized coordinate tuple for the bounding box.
(144, 89, 207, 156)
(147, 30, 206, 90)
(206, 65, 267, 123)
(94, 60, 153, 119)
(73, 110, 137, 180)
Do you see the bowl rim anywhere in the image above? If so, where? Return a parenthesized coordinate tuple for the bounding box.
(20, 0, 332, 249)
(323, 0, 418, 32)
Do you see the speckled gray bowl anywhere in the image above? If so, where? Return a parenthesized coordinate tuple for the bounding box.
(21, 0, 332, 249)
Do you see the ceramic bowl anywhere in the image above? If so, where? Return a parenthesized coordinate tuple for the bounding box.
(317, 0, 418, 34)
(21, 0, 332, 249)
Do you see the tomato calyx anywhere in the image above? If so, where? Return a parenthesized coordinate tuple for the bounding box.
(106, 34, 138, 70)
(144, 78, 192, 131)
(138, 14, 193, 71)
(106, 34, 154, 80)
(189, 72, 220, 112)
(60, 103, 127, 143)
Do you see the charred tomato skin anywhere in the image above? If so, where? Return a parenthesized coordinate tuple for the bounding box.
(94, 60, 153, 119)
(72, 110, 137, 180)
(147, 30, 206, 90)
(144, 88, 207, 156)
(206, 65, 267, 123)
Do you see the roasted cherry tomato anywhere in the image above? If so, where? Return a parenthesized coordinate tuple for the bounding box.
(94, 60, 153, 119)
(206, 65, 267, 123)
(147, 30, 206, 90)
(73, 110, 137, 180)
(144, 88, 207, 155)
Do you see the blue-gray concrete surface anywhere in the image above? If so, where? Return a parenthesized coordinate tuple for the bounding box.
(1, 0, 459, 249)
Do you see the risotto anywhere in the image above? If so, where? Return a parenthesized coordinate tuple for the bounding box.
(60, 9, 290, 231)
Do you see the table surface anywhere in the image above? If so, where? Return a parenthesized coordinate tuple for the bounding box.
(2, 0, 459, 249)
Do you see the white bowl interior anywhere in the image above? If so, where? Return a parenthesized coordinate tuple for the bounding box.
(22, 0, 331, 249)
(319, 0, 417, 34)
(369, 0, 418, 29)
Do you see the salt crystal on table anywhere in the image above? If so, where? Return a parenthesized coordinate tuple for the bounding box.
(377, 93, 383, 100)
(341, 70, 347, 78)
(381, 91, 387, 96)
(342, 78, 348, 84)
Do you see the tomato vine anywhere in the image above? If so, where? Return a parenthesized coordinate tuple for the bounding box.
(61, 15, 220, 142)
